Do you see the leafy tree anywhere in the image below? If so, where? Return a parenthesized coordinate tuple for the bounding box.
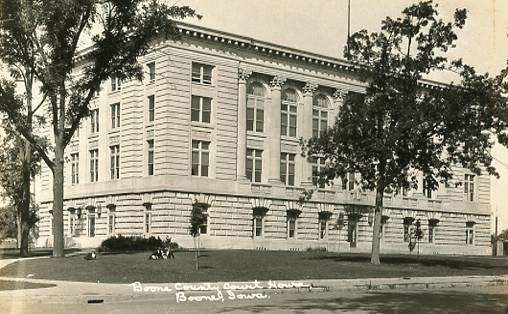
(189, 202, 207, 271)
(303, 1, 508, 264)
(0, 206, 17, 239)
(408, 219, 424, 254)
(0, 0, 200, 257)
(0, 122, 40, 256)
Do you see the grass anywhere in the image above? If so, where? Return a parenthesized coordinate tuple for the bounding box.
(0, 280, 56, 291)
(0, 248, 82, 260)
(0, 250, 507, 284)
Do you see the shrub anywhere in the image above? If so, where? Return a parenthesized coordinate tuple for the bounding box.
(98, 235, 179, 252)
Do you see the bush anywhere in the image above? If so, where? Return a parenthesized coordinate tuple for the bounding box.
(98, 235, 179, 252)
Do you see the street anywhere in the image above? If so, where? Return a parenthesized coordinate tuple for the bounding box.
(1, 285, 507, 314)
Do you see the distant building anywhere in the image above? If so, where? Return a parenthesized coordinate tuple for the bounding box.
(36, 23, 491, 255)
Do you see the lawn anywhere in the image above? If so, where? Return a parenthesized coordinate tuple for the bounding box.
(0, 250, 507, 284)
(0, 280, 56, 291)
(0, 248, 81, 260)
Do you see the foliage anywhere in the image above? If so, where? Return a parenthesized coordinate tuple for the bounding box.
(303, 0, 508, 264)
(0, 206, 17, 239)
(408, 219, 424, 252)
(189, 202, 207, 237)
(98, 235, 179, 252)
(0, 0, 200, 257)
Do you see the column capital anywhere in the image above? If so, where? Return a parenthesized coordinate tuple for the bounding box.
(238, 68, 252, 83)
(333, 89, 348, 102)
(303, 82, 318, 97)
(270, 75, 286, 90)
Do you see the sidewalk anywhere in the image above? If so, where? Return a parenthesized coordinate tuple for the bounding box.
(1, 274, 507, 304)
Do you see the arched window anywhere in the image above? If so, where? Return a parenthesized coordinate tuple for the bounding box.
(247, 82, 265, 133)
(281, 88, 298, 137)
(312, 94, 330, 137)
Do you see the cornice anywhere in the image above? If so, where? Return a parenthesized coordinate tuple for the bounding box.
(74, 21, 450, 91)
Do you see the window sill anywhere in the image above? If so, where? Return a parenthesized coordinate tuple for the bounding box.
(281, 136, 299, 142)
(145, 122, 155, 128)
(247, 131, 266, 138)
(108, 129, 121, 135)
(191, 121, 214, 129)
(88, 134, 99, 140)
(191, 81, 214, 88)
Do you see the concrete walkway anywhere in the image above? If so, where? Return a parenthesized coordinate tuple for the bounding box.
(1, 274, 507, 303)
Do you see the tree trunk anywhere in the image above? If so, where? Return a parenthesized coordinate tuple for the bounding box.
(52, 140, 65, 257)
(194, 236, 198, 271)
(370, 187, 384, 264)
(19, 139, 32, 257)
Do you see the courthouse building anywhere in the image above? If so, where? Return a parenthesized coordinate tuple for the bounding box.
(36, 23, 491, 255)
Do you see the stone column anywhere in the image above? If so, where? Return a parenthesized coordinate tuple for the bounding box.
(301, 82, 317, 187)
(266, 75, 286, 185)
(236, 68, 251, 180)
(331, 89, 348, 127)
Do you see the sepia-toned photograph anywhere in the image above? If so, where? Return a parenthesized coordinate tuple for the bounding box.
(0, 0, 507, 313)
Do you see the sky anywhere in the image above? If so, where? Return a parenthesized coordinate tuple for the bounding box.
(176, 0, 508, 231)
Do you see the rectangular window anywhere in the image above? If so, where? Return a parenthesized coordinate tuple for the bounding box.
(89, 149, 99, 182)
(71, 153, 79, 185)
(403, 219, 415, 243)
(428, 220, 438, 243)
(145, 211, 151, 234)
(465, 222, 475, 245)
(111, 103, 120, 128)
(191, 62, 214, 85)
(148, 95, 155, 122)
(246, 149, 262, 183)
(247, 98, 264, 132)
(423, 179, 432, 199)
(111, 75, 121, 92)
(280, 153, 295, 186)
(69, 216, 74, 236)
(464, 174, 475, 202)
(311, 157, 326, 188)
(90, 109, 99, 133)
(147, 139, 154, 176)
(288, 217, 296, 238)
(88, 215, 95, 237)
(191, 95, 212, 123)
(147, 62, 156, 83)
(199, 208, 208, 235)
(110, 145, 120, 180)
(347, 220, 358, 247)
(319, 218, 328, 239)
(253, 216, 263, 237)
(108, 213, 115, 235)
(344, 172, 355, 191)
(281, 103, 297, 137)
(191, 140, 210, 177)
(312, 108, 328, 137)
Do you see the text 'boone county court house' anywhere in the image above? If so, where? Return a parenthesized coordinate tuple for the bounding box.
(36, 23, 491, 255)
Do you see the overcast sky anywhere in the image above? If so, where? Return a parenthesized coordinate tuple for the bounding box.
(177, 0, 508, 231)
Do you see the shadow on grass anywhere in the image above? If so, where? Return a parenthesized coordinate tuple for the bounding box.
(0, 248, 82, 260)
(219, 290, 508, 314)
(307, 253, 508, 271)
(0, 280, 56, 291)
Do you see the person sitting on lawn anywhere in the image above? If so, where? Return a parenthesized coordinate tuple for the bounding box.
(84, 250, 97, 260)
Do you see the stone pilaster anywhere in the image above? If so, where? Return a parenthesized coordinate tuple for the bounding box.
(301, 82, 317, 187)
(236, 68, 252, 180)
(266, 75, 286, 185)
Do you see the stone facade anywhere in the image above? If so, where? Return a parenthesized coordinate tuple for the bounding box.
(36, 23, 491, 255)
